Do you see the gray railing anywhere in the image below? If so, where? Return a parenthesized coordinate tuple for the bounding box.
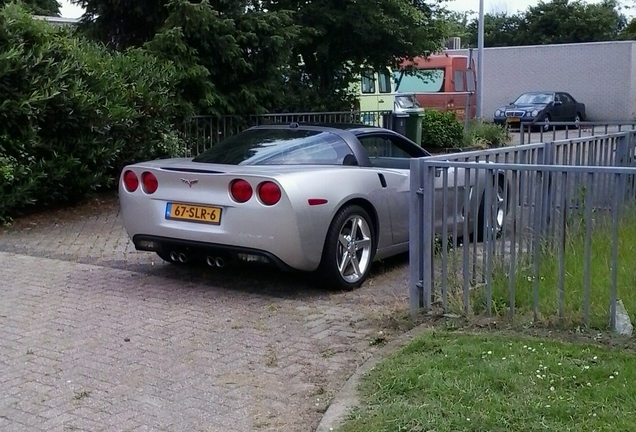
(182, 111, 393, 156)
(410, 131, 636, 330)
(515, 121, 636, 144)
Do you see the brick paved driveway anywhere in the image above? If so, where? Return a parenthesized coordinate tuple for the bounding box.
(0, 193, 410, 432)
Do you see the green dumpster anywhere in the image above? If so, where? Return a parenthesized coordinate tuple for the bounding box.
(392, 94, 424, 144)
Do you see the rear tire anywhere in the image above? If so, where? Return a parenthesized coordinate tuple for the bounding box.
(318, 205, 376, 290)
(475, 178, 507, 242)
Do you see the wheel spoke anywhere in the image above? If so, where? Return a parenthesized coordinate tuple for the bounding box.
(339, 234, 349, 248)
(338, 250, 351, 273)
(350, 255, 362, 277)
(356, 238, 372, 249)
(350, 217, 360, 239)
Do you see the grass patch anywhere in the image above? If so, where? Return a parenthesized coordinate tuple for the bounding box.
(338, 331, 636, 432)
(478, 209, 636, 329)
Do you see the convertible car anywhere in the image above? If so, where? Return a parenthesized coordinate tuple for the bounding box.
(119, 123, 506, 289)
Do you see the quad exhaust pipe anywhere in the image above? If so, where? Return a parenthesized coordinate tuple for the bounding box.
(168, 250, 227, 267)
(169, 251, 190, 263)
(206, 256, 226, 268)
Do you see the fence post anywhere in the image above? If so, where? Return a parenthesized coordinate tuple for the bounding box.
(409, 158, 424, 316)
(614, 133, 630, 167)
(519, 124, 525, 145)
(538, 142, 555, 235)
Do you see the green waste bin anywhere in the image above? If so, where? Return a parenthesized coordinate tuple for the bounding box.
(392, 94, 424, 144)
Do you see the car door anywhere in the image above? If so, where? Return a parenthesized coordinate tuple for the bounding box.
(551, 93, 567, 121)
(359, 69, 379, 113)
(357, 133, 466, 245)
(559, 93, 577, 121)
(377, 68, 395, 112)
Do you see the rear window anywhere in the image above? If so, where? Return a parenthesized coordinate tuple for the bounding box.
(192, 128, 355, 166)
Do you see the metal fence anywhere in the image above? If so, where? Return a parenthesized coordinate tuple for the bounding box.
(410, 131, 636, 330)
(181, 111, 393, 156)
(514, 121, 636, 144)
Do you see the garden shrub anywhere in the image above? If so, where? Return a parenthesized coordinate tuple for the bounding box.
(464, 119, 510, 148)
(0, 4, 191, 220)
(420, 109, 464, 149)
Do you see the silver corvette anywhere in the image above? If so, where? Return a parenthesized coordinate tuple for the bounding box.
(119, 123, 505, 289)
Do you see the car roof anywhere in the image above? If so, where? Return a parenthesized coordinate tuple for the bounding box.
(249, 122, 389, 135)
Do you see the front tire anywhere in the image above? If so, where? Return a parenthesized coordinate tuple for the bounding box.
(540, 114, 551, 132)
(319, 205, 376, 290)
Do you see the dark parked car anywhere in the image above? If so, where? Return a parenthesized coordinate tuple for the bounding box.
(493, 91, 586, 131)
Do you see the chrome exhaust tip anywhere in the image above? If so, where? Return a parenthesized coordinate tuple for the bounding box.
(215, 257, 225, 268)
(169, 251, 179, 262)
(178, 252, 188, 263)
(206, 256, 216, 267)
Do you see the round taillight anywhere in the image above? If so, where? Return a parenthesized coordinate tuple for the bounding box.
(141, 172, 158, 194)
(258, 181, 281, 206)
(123, 170, 138, 192)
(230, 179, 252, 203)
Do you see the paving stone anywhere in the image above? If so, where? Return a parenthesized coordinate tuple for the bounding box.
(0, 193, 409, 431)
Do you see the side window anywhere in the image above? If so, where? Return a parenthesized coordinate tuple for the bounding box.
(554, 93, 562, 103)
(453, 70, 465, 92)
(466, 69, 475, 92)
(561, 93, 573, 104)
(358, 135, 412, 168)
(378, 69, 392, 94)
(361, 71, 376, 94)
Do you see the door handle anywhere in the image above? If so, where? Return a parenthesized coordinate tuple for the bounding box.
(379, 99, 384, 103)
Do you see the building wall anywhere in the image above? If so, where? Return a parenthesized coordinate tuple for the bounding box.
(448, 41, 636, 121)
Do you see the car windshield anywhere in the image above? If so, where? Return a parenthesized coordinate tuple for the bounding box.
(393, 69, 445, 93)
(395, 94, 421, 109)
(191, 128, 356, 166)
(514, 92, 553, 104)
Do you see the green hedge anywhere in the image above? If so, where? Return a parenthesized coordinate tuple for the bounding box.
(420, 109, 509, 149)
(0, 4, 191, 220)
(420, 109, 465, 148)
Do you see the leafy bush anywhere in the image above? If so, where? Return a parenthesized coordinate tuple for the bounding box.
(464, 119, 510, 148)
(420, 109, 465, 149)
(0, 4, 191, 220)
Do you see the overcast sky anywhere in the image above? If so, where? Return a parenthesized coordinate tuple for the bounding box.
(58, 0, 630, 19)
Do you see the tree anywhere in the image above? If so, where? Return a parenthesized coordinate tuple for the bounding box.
(0, 0, 60, 16)
(72, 0, 168, 49)
(262, 0, 449, 108)
(145, 0, 299, 115)
(466, 0, 627, 47)
(518, 0, 626, 45)
(466, 12, 523, 47)
(442, 10, 473, 47)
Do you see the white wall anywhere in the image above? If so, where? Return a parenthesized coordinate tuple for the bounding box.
(448, 41, 636, 121)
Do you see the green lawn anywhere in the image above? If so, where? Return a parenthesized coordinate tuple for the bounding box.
(338, 331, 636, 432)
(478, 209, 636, 329)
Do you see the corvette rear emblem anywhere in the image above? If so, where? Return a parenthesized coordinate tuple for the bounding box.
(180, 178, 199, 187)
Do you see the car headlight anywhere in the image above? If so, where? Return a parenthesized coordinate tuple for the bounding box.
(531, 109, 539, 117)
(495, 110, 502, 116)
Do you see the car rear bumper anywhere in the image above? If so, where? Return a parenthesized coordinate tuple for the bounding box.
(132, 234, 295, 271)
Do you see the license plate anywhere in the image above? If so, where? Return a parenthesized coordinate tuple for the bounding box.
(165, 203, 222, 225)
(507, 117, 520, 123)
